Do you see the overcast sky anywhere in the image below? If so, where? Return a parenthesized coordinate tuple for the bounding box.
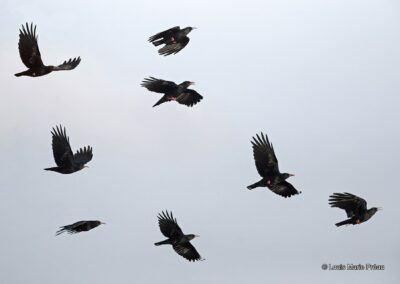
(0, 0, 399, 283)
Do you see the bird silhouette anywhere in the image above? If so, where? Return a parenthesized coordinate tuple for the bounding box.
(44, 125, 92, 174)
(154, 211, 202, 262)
(56, 220, 105, 235)
(247, 132, 300, 198)
(329, 192, 381, 226)
(15, 23, 80, 77)
(148, 26, 196, 56)
(141, 77, 203, 107)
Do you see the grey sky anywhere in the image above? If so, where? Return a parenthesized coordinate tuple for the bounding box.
(0, 0, 399, 283)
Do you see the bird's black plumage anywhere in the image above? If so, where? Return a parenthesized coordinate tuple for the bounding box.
(154, 211, 202, 262)
(44, 125, 93, 174)
(15, 23, 81, 77)
(329, 192, 381, 226)
(247, 132, 300, 198)
(148, 26, 196, 56)
(141, 77, 203, 107)
(56, 220, 105, 235)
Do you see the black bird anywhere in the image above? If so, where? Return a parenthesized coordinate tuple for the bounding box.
(56, 220, 105, 235)
(247, 132, 300, 198)
(141, 77, 203, 107)
(15, 23, 81, 77)
(148, 26, 196, 56)
(45, 125, 93, 174)
(154, 211, 202, 262)
(329, 192, 381, 227)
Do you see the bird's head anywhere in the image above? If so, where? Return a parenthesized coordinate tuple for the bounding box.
(181, 81, 195, 88)
(187, 234, 200, 241)
(183, 27, 197, 35)
(369, 207, 382, 216)
(281, 173, 295, 180)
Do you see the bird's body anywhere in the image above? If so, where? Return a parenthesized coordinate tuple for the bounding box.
(45, 125, 92, 174)
(56, 220, 105, 235)
(148, 26, 196, 56)
(247, 132, 300, 198)
(141, 77, 203, 107)
(155, 211, 202, 262)
(329, 192, 381, 227)
(15, 66, 53, 77)
(15, 23, 80, 77)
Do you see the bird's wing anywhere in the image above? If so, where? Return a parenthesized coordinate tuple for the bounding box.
(141, 77, 177, 93)
(157, 211, 184, 238)
(173, 242, 202, 262)
(176, 89, 203, 107)
(251, 132, 280, 177)
(148, 26, 180, 42)
(51, 125, 74, 168)
(158, 36, 190, 56)
(269, 181, 301, 198)
(73, 146, 93, 165)
(18, 23, 44, 68)
(329, 192, 368, 217)
(54, 57, 81, 71)
(56, 221, 86, 235)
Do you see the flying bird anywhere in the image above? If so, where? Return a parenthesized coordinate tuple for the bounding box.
(247, 132, 300, 198)
(56, 220, 105, 235)
(148, 26, 196, 56)
(15, 23, 81, 77)
(44, 125, 93, 174)
(329, 192, 381, 227)
(141, 77, 203, 107)
(154, 211, 202, 262)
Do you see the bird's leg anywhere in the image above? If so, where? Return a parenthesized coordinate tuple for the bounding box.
(356, 219, 361, 224)
(170, 37, 176, 43)
(170, 97, 177, 101)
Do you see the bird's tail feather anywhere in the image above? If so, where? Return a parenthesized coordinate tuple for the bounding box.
(44, 167, 58, 172)
(153, 96, 169, 107)
(14, 71, 26, 77)
(335, 219, 353, 227)
(154, 239, 170, 246)
(247, 181, 263, 190)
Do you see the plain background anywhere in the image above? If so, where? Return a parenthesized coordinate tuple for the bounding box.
(0, 0, 399, 283)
